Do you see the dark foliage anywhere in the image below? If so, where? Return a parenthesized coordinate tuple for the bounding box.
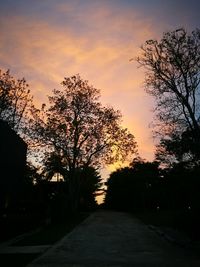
(105, 158, 161, 212)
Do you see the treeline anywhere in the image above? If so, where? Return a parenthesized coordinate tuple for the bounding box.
(0, 68, 137, 231)
(105, 158, 200, 213)
(105, 27, 200, 238)
(0, 27, 200, 238)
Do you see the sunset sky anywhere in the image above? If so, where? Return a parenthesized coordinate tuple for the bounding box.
(0, 0, 199, 178)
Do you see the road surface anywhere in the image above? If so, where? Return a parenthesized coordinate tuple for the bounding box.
(27, 210, 200, 267)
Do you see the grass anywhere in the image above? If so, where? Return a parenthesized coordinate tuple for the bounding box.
(0, 253, 39, 267)
(0, 212, 90, 267)
(0, 217, 40, 243)
(135, 210, 179, 227)
(13, 212, 90, 246)
(134, 209, 200, 240)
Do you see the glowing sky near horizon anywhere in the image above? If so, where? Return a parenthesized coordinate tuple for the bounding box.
(0, 0, 199, 178)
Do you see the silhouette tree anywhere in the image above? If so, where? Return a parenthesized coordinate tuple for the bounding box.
(26, 161, 43, 184)
(105, 167, 134, 211)
(33, 74, 137, 212)
(79, 166, 102, 210)
(130, 158, 162, 210)
(161, 161, 200, 225)
(137, 28, 200, 163)
(156, 126, 200, 167)
(105, 158, 161, 212)
(42, 152, 66, 181)
(0, 69, 34, 135)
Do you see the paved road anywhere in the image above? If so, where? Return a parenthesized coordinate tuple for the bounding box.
(27, 211, 200, 267)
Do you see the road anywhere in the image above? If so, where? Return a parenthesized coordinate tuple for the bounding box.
(27, 210, 200, 267)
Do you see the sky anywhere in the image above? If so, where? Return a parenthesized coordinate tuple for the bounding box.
(0, 0, 199, 181)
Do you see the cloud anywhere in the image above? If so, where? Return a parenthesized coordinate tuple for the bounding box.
(0, 1, 157, 163)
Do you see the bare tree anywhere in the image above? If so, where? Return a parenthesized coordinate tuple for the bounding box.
(34, 74, 137, 211)
(0, 69, 34, 134)
(137, 28, 200, 139)
(137, 28, 200, 164)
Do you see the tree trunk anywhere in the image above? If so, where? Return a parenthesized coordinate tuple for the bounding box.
(68, 171, 80, 214)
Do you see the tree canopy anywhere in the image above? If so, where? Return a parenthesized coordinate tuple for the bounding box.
(105, 157, 161, 211)
(34, 74, 137, 169)
(33, 74, 137, 211)
(0, 69, 34, 135)
(137, 28, 200, 165)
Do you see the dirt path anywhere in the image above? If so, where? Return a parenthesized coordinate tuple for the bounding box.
(27, 210, 200, 266)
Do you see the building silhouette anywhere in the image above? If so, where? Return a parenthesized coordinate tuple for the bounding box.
(0, 120, 27, 213)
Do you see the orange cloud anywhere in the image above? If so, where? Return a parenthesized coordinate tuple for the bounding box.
(0, 1, 157, 170)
